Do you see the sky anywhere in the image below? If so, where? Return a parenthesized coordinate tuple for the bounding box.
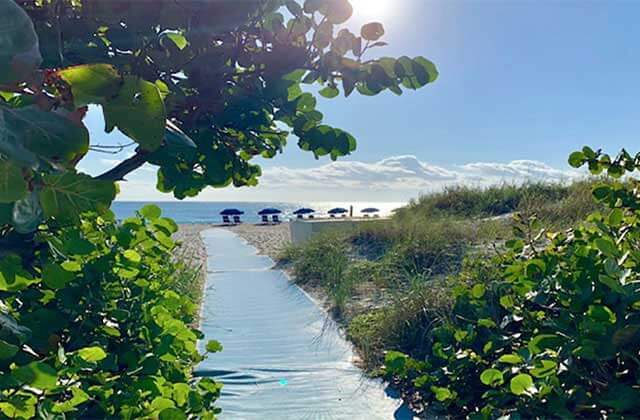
(78, 0, 640, 202)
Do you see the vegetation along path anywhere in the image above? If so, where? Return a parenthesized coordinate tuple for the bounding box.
(194, 229, 411, 419)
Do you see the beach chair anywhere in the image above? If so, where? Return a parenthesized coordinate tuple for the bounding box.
(261, 215, 269, 224)
(272, 215, 280, 224)
(222, 215, 231, 224)
(233, 215, 242, 224)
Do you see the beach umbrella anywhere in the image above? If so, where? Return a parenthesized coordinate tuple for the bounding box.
(328, 207, 349, 214)
(258, 208, 282, 215)
(220, 208, 244, 215)
(293, 208, 315, 215)
(361, 207, 380, 213)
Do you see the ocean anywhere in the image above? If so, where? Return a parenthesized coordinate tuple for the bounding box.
(111, 201, 405, 224)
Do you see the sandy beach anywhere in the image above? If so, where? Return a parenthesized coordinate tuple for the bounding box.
(174, 222, 291, 267)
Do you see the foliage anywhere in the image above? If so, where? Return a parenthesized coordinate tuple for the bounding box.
(0, 0, 437, 417)
(0, 205, 222, 418)
(383, 171, 640, 418)
(396, 181, 599, 220)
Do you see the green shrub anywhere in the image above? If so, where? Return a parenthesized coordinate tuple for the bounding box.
(383, 179, 640, 417)
(0, 206, 221, 418)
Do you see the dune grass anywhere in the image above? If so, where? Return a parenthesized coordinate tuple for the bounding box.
(279, 180, 605, 370)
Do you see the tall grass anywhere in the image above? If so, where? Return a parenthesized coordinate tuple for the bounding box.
(280, 179, 607, 369)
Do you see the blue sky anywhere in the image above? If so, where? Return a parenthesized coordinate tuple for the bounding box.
(80, 0, 640, 201)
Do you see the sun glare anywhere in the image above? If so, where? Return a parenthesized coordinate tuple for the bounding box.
(349, 0, 393, 21)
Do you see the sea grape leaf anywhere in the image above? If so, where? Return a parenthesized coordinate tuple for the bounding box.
(361, 22, 384, 41)
(77, 346, 107, 362)
(510, 373, 534, 396)
(12, 361, 57, 390)
(57, 64, 122, 107)
(0, 105, 89, 166)
(42, 263, 74, 290)
(480, 368, 504, 387)
(0, 339, 18, 360)
(103, 76, 166, 151)
(0, 159, 27, 202)
(0, 0, 42, 85)
(38, 171, 117, 223)
(0, 254, 37, 292)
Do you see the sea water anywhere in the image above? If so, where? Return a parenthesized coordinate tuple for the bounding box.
(111, 201, 404, 224)
(195, 229, 413, 419)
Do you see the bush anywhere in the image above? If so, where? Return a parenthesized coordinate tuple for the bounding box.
(0, 206, 221, 418)
(383, 179, 640, 417)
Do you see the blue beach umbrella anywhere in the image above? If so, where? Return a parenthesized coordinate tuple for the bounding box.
(220, 208, 244, 215)
(328, 207, 348, 215)
(258, 208, 282, 215)
(293, 208, 315, 215)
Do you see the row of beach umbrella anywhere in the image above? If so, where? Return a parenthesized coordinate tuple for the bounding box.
(218, 206, 380, 224)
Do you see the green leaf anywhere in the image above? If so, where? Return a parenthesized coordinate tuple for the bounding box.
(52, 387, 89, 413)
(0, 105, 89, 166)
(57, 64, 122, 107)
(480, 368, 504, 387)
(595, 238, 619, 258)
(164, 31, 188, 50)
(38, 171, 117, 224)
(471, 283, 485, 298)
(499, 295, 514, 309)
(319, 86, 339, 98)
(42, 263, 74, 290)
(103, 76, 166, 151)
(592, 185, 611, 201)
(361, 22, 385, 41)
(77, 346, 107, 362)
(414, 57, 438, 84)
(0, 254, 38, 291)
(0, 160, 27, 203)
(123, 249, 141, 263)
(498, 354, 523, 364)
(430, 386, 455, 402)
(0, 339, 18, 360)
(159, 408, 186, 420)
(608, 208, 623, 226)
(205, 340, 223, 353)
(12, 361, 57, 390)
(530, 359, 557, 378)
(509, 373, 534, 396)
(0, 0, 41, 85)
(568, 151, 585, 167)
(528, 334, 563, 354)
(587, 305, 616, 324)
(140, 204, 162, 220)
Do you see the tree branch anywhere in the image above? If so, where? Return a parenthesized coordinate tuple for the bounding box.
(95, 151, 150, 181)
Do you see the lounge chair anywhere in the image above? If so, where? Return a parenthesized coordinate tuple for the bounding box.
(222, 215, 231, 224)
(261, 215, 269, 224)
(272, 215, 280, 224)
(233, 215, 242, 224)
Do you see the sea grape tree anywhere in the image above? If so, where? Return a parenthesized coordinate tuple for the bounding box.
(2, 0, 438, 230)
(0, 0, 438, 417)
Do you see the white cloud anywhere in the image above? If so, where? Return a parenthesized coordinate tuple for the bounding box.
(114, 155, 582, 202)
